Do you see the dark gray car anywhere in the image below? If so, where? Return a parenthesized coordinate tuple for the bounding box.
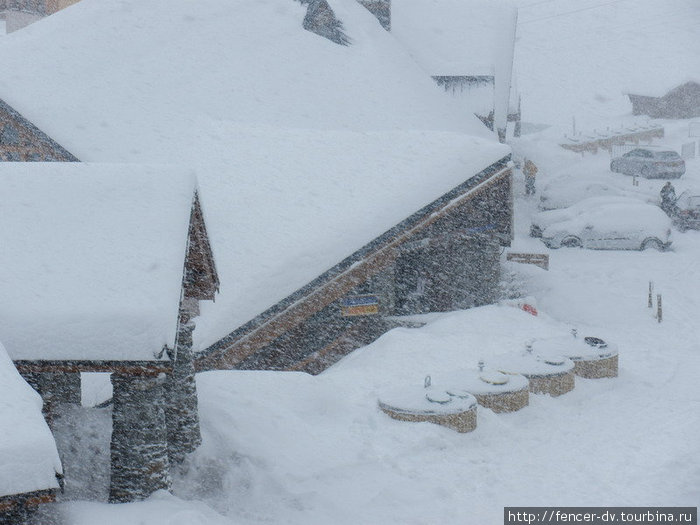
(610, 148, 685, 178)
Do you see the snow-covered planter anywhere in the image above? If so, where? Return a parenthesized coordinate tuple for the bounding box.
(489, 350, 575, 397)
(534, 335, 618, 379)
(378, 378, 477, 433)
(440, 366, 529, 413)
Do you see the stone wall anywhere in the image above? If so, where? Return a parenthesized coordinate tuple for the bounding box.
(0, 99, 78, 160)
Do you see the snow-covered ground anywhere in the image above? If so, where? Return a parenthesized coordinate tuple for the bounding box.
(21, 0, 700, 523)
(35, 124, 700, 525)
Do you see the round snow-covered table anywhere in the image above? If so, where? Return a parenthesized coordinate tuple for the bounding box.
(534, 335, 618, 379)
(378, 384, 478, 433)
(489, 351, 575, 397)
(440, 369, 529, 413)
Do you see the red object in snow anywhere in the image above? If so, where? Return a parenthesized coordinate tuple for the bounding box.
(521, 304, 538, 316)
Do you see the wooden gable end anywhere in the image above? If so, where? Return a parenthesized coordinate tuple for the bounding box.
(183, 192, 219, 303)
(0, 98, 79, 161)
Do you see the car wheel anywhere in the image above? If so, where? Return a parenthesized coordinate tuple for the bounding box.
(561, 236, 582, 248)
(641, 238, 663, 251)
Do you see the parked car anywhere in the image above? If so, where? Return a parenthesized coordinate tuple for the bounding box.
(538, 173, 645, 210)
(673, 190, 700, 231)
(610, 148, 685, 178)
(531, 196, 672, 250)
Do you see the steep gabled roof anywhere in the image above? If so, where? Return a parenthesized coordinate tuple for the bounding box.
(0, 164, 200, 362)
(0, 0, 494, 162)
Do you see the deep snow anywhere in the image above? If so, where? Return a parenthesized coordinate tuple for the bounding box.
(14, 0, 700, 522)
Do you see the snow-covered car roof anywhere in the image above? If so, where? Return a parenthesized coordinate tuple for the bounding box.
(539, 197, 672, 239)
(0, 164, 196, 362)
(534, 196, 651, 230)
(0, 341, 62, 497)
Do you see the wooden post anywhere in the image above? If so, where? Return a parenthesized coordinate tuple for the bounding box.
(648, 281, 653, 308)
(657, 294, 662, 323)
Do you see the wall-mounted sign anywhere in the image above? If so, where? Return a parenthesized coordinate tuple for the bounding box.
(341, 295, 380, 317)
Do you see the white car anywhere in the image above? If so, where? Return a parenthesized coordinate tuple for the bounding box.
(538, 173, 645, 211)
(610, 148, 685, 178)
(531, 196, 673, 250)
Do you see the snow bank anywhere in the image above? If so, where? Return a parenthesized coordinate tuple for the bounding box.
(0, 341, 62, 497)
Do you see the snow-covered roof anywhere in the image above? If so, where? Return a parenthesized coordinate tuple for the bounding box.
(0, 0, 495, 162)
(0, 341, 62, 497)
(391, 0, 517, 133)
(0, 0, 511, 355)
(391, 0, 517, 77)
(0, 164, 196, 362)
(191, 124, 508, 350)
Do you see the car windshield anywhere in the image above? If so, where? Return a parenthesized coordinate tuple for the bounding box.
(655, 151, 681, 159)
(624, 149, 652, 157)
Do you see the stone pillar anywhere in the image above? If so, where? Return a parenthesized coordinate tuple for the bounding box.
(109, 373, 170, 503)
(165, 320, 202, 465)
(21, 371, 81, 428)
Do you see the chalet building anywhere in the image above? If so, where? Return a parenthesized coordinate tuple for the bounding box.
(0, 0, 513, 502)
(628, 81, 700, 120)
(364, 0, 520, 141)
(0, 0, 80, 32)
(0, 165, 219, 502)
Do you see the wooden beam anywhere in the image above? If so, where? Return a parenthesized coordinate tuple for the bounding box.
(13, 360, 171, 376)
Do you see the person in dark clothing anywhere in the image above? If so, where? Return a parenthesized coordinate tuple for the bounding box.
(660, 181, 678, 216)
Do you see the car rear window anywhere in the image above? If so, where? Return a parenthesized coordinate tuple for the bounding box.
(655, 151, 681, 159)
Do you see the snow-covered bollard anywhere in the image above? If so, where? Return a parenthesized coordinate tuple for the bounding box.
(490, 350, 575, 397)
(533, 336, 618, 379)
(378, 376, 477, 433)
(439, 367, 529, 413)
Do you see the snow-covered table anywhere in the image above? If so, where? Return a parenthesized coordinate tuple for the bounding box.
(378, 379, 478, 433)
(534, 335, 618, 379)
(489, 350, 576, 397)
(439, 368, 529, 413)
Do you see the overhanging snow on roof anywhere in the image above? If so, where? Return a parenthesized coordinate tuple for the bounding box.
(0, 341, 62, 498)
(0, 163, 198, 362)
